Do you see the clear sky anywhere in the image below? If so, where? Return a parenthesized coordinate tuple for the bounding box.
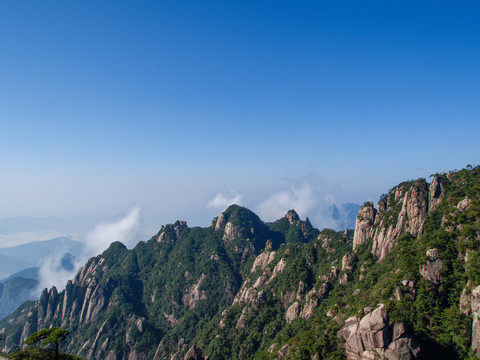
(1, 1, 479, 241)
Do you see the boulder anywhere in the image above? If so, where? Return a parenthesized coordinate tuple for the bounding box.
(285, 302, 300, 323)
(419, 249, 443, 285)
(339, 304, 419, 360)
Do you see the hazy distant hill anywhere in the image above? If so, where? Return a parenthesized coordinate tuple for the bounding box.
(1, 268, 38, 283)
(0, 237, 84, 318)
(0, 253, 31, 280)
(0, 277, 37, 320)
(0, 236, 83, 264)
(0, 254, 77, 320)
(0, 216, 102, 235)
(0, 237, 84, 279)
(328, 203, 361, 229)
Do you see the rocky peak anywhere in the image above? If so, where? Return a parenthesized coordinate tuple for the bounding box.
(285, 210, 300, 224)
(157, 220, 188, 242)
(352, 202, 376, 251)
(353, 179, 431, 261)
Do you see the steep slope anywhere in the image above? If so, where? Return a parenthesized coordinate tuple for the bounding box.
(341, 166, 480, 359)
(0, 206, 291, 359)
(0, 254, 77, 321)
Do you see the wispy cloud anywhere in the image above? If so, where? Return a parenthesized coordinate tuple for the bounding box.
(36, 207, 141, 292)
(83, 207, 141, 256)
(255, 182, 318, 222)
(207, 190, 243, 210)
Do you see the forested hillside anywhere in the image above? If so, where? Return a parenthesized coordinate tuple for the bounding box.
(1, 166, 479, 360)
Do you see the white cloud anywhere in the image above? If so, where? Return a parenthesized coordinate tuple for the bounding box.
(83, 207, 141, 256)
(324, 193, 336, 204)
(255, 183, 318, 222)
(207, 191, 243, 210)
(35, 207, 141, 292)
(36, 254, 78, 294)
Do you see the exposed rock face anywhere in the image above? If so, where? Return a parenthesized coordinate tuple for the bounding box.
(339, 253, 357, 285)
(234, 258, 287, 306)
(214, 213, 226, 231)
(353, 179, 433, 262)
(457, 197, 472, 212)
(283, 209, 314, 240)
(285, 210, 300, 224)
(419, 249, 443, 285)
(157, 220, 188, 242)
(353, 203, 376, 251)
(339, 304, 419, 360)
(300, 283, 329, 319)
(460, 285, 480, 357)
(184, 345, 204, 360)
(285, 301, 300, 323)
(0, 243, 149, 359)
(372, 180, 429, 261)
(182, 274, 207, 309)
(251, 251, 277, 273)
(428, 175, 446, 211)
(223, 222, 239, 242)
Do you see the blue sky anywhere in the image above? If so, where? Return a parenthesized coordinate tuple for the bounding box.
(1, 1, 479, 242)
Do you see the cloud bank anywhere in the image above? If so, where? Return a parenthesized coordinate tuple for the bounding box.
(255, 183, 318, 222)
(36, 207, 141, 292)
(83, 207, 141, 256)
(207, 190, 243, 210)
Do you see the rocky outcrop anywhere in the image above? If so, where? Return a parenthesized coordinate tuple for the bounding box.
(428, 175, 446, 211)
(284, 210, 315, 240)
(184, 345, 205, 360)
(372, 180, 429, 261)
(285, 210, 300, 224)
(339, 253, 356, 285)
(457, 197, 472, 212)
(233, 258, 287, 306)
(223, 221, 239, 242)
(182, 274, 207, 309)
(251, 251, 277, 273)
(285, 301, 300, 323)
(419, 249, 443, 285)
(353, 202, 376, 251)
(0, 245, 142, 359)
(354, 179, 434, 261)
(339, 304, 419, 360)
(300, 283, 329, 319)
(214, 213, 226, 231)
(157, 220, 188, 242)
(460, 285, 480, 357)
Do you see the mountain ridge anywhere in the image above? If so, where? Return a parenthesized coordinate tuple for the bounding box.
(0, 166, 479, 359)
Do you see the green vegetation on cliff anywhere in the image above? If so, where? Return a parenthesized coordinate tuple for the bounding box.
(0, 166, 479, 359)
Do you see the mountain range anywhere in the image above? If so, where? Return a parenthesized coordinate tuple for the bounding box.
(0, 166, 479, 360)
